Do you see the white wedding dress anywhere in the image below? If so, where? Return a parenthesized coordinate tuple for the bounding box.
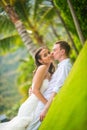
(0, 79, 49, 130)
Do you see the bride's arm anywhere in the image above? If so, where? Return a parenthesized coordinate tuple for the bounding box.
(32, 65, 48, 105)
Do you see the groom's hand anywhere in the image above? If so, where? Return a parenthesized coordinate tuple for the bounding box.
(40, 92, 56, 121)
(40, 109, 47, 121)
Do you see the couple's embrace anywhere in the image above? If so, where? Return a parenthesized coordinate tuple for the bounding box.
(0, 41, 72, 130)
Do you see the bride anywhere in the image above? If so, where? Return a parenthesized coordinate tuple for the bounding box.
(0, 47, 55, 130)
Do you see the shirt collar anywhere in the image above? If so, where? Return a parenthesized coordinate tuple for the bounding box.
(58, 58, 70, 67)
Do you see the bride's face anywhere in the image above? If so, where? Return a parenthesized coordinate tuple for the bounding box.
(39, 49, 52, 65)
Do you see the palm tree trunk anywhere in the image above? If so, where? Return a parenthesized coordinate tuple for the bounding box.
(33, 30, 45, 45)
(67, 0, 85, 45)
(2, 3, 37, 57)
(15, 20, 37, 56)
(19, 2, 45, 46)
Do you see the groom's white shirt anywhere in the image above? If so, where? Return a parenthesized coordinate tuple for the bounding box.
(27, 58, 72, 130)
(44, 58, 72, 99)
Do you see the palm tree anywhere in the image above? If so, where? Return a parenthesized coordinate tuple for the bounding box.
(0, 0, 38, 56)
(0, 0, 59, 55)
(0, 0, 80, 57)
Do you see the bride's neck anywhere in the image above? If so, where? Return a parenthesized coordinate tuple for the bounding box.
(44, 72, 51, 80)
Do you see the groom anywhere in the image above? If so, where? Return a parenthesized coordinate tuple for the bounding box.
(27, 41, 72, 130)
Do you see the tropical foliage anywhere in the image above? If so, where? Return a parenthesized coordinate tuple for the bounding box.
(17, 54, 35, 102)
(54, 0, 86, 45)
(0, 48, 27, 114)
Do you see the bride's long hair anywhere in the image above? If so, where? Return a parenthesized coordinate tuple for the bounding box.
(34, 47, 55, 75)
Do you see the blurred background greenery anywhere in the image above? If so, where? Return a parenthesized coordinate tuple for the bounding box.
(0, 0, 87, 124)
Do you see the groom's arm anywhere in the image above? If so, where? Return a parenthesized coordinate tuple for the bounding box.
(40, 92, 57, 121)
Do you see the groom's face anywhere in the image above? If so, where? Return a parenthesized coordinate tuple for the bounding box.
(52, 44, 62, 61)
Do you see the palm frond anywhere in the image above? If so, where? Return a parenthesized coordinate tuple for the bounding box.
(39, 7, 56, 24)
(33, 0, 45, 21)
(0, 33, 24, 51)
(13, 0, 32, 22)
(9, 0, 17, 6)
(0, 13, 15, 33)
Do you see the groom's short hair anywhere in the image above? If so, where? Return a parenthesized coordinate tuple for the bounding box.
(55, 41, 71, 56)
